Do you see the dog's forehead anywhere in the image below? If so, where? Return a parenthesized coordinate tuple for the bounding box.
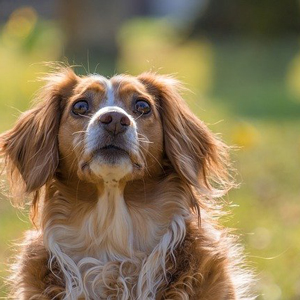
(88, 75, 115, 105)
(87, 75, 149, 101)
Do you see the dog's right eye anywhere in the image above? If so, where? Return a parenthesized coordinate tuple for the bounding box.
(72, 101, 89, 115)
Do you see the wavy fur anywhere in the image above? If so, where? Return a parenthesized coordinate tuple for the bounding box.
(1, 68, 254, 299)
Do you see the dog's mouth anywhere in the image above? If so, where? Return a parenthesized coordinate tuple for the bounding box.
(79, 142, 144, 181)
(92, 144, 129, 160)
(101, 145, 125, 151)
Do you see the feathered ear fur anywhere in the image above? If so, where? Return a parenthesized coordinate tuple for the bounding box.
(138, 73, 233, 201)
(0, 68, 78, 208)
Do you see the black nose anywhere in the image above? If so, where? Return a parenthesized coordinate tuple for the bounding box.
(99, 111, 131, 135)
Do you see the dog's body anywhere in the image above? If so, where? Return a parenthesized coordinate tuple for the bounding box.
(1, 69, 252, 299)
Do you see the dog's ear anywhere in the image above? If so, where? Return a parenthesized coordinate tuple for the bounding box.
(138, 73, 231, 196)
(0, 68, 78, 202)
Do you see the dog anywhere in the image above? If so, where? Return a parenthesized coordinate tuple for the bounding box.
(0, 68, 253, 299)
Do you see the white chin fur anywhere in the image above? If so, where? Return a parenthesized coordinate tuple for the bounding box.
(90, 156, 133, 182)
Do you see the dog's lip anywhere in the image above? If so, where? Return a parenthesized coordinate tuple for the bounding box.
(94, 144, 129, 155)
(101, 145, 125, 151)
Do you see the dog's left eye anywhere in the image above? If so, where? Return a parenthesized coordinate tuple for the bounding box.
(72, 101, 89, 115)
(135, 100, 151, 115)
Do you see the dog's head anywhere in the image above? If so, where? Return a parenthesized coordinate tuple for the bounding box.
(0, 68, 230, 216)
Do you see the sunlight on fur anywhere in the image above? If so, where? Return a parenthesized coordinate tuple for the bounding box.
(0, 66, 254, 299)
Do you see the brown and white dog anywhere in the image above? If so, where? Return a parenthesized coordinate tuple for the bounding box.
(0, 68, 253, 299)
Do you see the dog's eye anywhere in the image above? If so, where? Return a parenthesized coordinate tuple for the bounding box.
(135, 100, 151, 115)
(72, 101, 89, 115)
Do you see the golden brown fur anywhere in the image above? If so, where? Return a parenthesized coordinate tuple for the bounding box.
(0, 67, 253, 299)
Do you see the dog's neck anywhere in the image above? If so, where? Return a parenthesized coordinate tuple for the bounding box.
(87, 180, 134, 259)
(43, 175, 189, 257)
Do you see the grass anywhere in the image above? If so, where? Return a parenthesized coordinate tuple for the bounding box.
(0, 16, 300, 299)
(207, 38, 300, 299)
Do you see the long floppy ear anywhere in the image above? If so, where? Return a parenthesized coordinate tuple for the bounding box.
(0, 68, 78, 204)
(138, 73, 232, 198)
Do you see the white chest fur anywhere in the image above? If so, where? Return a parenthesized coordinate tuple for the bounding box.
(43, 185, 187, 300)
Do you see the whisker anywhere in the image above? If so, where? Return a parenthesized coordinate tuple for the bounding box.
(137, 138, 153, 144)
(72, 130, 88, 136)
(137, 132, 150, 140)
(138, 143, 164, 172)
(132, 146, 150, 177)
(140, 152, 151, 177)
(72, 140, 84, 151)
(130, 139, 163, 174)
(134, 113, 144, 121)
(81, 64, 89, 76)
(94, 63, 101, 74)
(79, 114, 93, 120)
(137, 133, 153, 144)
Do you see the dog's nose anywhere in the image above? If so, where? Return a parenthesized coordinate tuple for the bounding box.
(99, 111, 131, 135)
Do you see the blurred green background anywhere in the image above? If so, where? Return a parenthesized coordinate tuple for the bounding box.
(0, 1, 300, 299)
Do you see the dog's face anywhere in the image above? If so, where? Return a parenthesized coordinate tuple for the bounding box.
(0, 68, 229, 210)
(58, 75, 164, 184)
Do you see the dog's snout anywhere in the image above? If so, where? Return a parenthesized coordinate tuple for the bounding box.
(99, 111, 130, 135)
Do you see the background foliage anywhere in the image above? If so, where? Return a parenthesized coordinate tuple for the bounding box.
(0, 2, 300, 299)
